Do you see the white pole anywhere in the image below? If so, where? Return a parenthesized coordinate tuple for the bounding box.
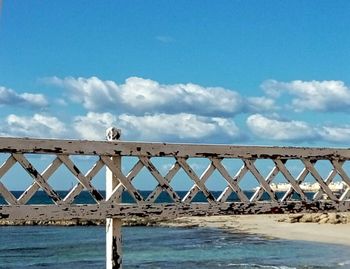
(106, 127, 122, 269)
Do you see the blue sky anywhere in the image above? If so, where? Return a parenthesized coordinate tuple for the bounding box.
(1, 1, 350, 191)
(1, 0, 350, 146)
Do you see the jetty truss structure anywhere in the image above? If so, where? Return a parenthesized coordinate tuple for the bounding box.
(0, 128, 350, 268)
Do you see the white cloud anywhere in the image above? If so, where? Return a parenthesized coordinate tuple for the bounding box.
(318, 126, 350, 143)
(47, 76, 118, 110)
(118, 113, 241, 142)
(73, 112, 242, 142)
(1, 114, 67, 138)
(247, 113, 350, 144)
(3, 111, 350, 145)
(246, 114, 317, 141)
(245, 97, 277, 112)
(0, 86, 48, 108)
(0, 111, 242, 143)
(262, 79, 350, 112)
(47, 76, 244, 116)
(74, 112, 117, 140)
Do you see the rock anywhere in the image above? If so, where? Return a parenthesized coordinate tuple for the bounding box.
(311, 213, 322, 222)
(277, 217, 287, 222)
(299, 214, 313, 223)
(328, 218, 341, 224)
(319, 213, 328, 220)
(346, 215, 350, 223)
(291, 213, 304, 219)
(287, 217, 299, 223)
(318, 218, 329, 224)
(286, 213, 304, 223)
(327, 213, 341, 224)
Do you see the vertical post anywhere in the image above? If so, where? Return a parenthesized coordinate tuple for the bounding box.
(106, 127, 122, 269)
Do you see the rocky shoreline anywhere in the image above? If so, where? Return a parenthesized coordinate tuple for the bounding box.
(0, 213, 349, 226)
(277, 212, 350, 224)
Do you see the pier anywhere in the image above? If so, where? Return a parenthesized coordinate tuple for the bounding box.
(1, 127, 350, 268)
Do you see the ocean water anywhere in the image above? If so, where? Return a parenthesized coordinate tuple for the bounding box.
(1, 191, 350, 268)
(0, 225, 350, 269)
(0, 190, 315, 205)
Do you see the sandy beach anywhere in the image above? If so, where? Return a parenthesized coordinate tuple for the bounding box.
(162, 214, 350, 246)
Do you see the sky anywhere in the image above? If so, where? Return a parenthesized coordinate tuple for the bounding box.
(1, 1, 350, 191)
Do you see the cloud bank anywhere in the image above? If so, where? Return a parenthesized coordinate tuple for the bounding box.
(1, 77, 350, 145)
(74, 112, 242, 142)
(247, 114, 350, 144)
(262, 79, 350, 112)
(247, 114, 317, 141)
(0, 86, 48, 108)
(47, 76, 246, 116)
(0, 114, 67, 138)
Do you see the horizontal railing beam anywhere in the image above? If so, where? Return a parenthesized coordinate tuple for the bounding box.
(0, 201, 350, 221)
(1, 137, 350, 159)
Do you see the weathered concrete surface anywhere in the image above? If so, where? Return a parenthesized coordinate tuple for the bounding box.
(1, 201, 350, 221)
(0, 217, 163, 226)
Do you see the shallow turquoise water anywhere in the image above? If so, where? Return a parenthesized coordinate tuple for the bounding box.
(0, 226, 350, 269)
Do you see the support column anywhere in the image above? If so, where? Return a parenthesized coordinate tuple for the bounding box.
(106, 127, 122, 269)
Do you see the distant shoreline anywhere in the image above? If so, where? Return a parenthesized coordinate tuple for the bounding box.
(1, 213, 350, 246)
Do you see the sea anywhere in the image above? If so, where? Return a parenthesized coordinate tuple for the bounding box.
(0, 191, 350, 269)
